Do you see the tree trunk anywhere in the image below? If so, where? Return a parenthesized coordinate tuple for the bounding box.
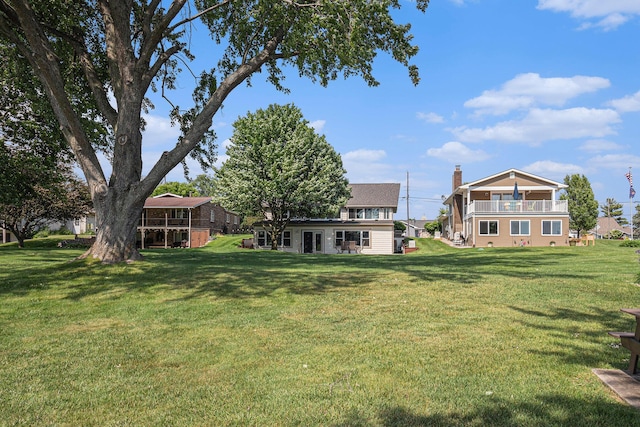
(81, 189, 145, 263)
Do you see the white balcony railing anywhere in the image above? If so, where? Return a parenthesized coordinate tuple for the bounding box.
(468, 200, 568, 215)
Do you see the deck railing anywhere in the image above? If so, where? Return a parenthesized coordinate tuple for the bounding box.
(468, 200, 568, 215)
(138, 218, 213, 228)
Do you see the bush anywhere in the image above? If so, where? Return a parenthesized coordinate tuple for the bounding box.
(33, 227, 51, 238)
(620, 239, 640, 248)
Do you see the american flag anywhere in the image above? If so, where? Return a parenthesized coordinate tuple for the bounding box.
(626, 171, 633, 186)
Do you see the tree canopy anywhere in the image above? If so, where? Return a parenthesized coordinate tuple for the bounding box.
(0, 146, 92, 247)
(560, 174, 598, 238)
(0, 0, 428, 263)
(600, 197, 627, 225)
(151, 181, 200, 197)
(215, 103, 349, 249)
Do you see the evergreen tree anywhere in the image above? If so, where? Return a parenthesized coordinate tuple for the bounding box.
(600, 197, 627, 225)
(560, 174, 599, 238)
(215, 104, 350, 250)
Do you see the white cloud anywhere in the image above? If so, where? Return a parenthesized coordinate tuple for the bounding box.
(142, 114, 181, 148)
(607, 90, 640, 113)
(309, 119, 326, 132)
(417, 112, 445, 123)
(579, 139, 623, 152)
(343, 149, 387, 162)
(588, 153, 640, 171)
(537, 0, 640, 30)
(523, 160, 584, 180)
(464, 73, 610, 116)
(452, 107, 620, 144)
(342, 149, 393, 182)
(426, 141, 490, 163)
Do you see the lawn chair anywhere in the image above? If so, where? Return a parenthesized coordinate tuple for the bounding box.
(348, 240, 357, 254)
(453, 232, 462, 246)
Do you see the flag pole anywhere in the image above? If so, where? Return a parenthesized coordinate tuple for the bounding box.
(630, 166, 634, 240)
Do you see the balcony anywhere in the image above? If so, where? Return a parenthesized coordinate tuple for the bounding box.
(468, 200, 568, 215)
(138, 218, 213, 228)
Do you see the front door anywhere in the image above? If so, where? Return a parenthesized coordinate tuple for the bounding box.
(303, 231, 323, 253)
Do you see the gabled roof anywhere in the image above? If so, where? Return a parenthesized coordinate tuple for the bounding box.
(346, 183, 401, 210)
(444, 168, 567, 204)
(591, 216, 631, 236)
(143, 195, 211, 209)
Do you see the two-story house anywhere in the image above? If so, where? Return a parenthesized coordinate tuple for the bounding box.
(442, 166, 570, 247)
(137, 193, 240, 249)
(254, 183, 401, 254)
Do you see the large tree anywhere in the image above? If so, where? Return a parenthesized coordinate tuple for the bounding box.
(0, 0, 428, 263)
(560, 174, 599, 238)
(600, 197, 627, 225)
(215, 103, 349, 250)
(0, 147, 93, 247)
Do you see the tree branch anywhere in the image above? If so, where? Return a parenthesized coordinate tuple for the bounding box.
(2, 0, 107, 198)
(142, 27, 286, 193)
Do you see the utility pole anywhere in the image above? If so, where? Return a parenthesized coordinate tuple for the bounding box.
(406, 171, 410, 238)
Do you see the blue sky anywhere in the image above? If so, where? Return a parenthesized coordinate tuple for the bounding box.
(141, 0, 640, 221)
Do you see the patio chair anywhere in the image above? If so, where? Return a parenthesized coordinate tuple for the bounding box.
(348, 240, 357, 254)
(453, 232, 462, 246)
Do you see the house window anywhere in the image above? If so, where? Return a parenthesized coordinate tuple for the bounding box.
(256, 230, 291, 247)
(542, 220, 562, 236)
(335, 230, 371, 247)
(257, 230, 267, 247)
(281, 230, 291, 247)
(225, 213, 230, 223)
(348, 208, 380, 219)
(210, 211, 215, 222)
(172, 209, 188, 219)
(383, 208, 391, 220)
(479, 220, 499, 235)
(510, 220, 530, 236)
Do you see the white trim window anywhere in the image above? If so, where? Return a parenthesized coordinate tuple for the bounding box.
(256, 230, 291, 247)
(541, 220, 562, 236)
(210, 211, 215, 222)
(479, 220, 499, 236)
(348, 208, 380, 220)
(510, 220, 530, 236)
(335, 230, 371, 248)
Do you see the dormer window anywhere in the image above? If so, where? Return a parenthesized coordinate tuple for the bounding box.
(348, 208, 381, 219)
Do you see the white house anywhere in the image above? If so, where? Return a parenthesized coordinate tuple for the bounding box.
(254, 183, 401, 254)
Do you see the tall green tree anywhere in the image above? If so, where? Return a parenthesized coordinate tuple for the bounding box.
(600, 197, 627, 225)
(0, 0, 428, 263)
(215, 104, 350, 250)
(0, 146, 92, 247)
(191, 174, 216, 197)
(560, 174, 599, 238)
(151, 181, 200, 197)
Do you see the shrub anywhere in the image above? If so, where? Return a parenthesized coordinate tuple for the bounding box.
(620, 239, 640, 248)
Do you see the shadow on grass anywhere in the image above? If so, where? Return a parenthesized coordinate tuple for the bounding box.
(0, 238, 621, 303)
(335, 393, 640, 426)
(509, 305, 639, 371)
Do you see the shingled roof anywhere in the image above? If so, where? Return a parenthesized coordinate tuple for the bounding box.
(345, 183, 400, 211)
(143, 194, 211, 209)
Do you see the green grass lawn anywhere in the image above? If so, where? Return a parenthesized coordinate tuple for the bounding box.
(1, 236, 639, 426)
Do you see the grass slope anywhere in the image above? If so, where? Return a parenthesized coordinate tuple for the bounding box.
(1, 236, 639, 426)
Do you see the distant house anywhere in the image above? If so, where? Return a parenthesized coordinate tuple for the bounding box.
(442, 166, 570, 247)
(253, 183, 401, 254)
(137, 193, 240, 248)
(397, 219, 432, 238)
(591, 217, 632, 239)
(1, 223, 16, 244)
